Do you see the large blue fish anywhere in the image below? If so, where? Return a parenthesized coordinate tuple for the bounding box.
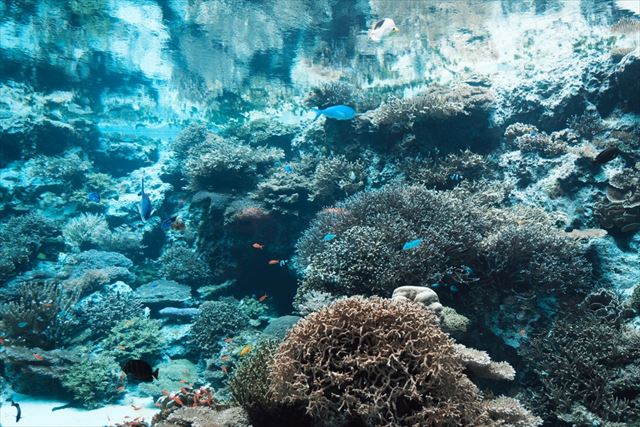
(138, 177, 154, 221)
(312, 105, 356, 121)
(402, 239, 423, 250)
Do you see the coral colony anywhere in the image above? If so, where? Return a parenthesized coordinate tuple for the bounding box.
(0, 1, 639, 426)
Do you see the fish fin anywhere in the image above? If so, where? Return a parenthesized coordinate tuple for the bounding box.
(137, 191, 142, 196)
(312, 108, 322, 121)
(152, 368, 159, 380)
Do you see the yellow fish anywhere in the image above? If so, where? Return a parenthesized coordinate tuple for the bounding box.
(239, 345, 252, 357)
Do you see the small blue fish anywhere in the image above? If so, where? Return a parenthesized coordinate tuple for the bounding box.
(283, 165, 293, 174)
(312, 105, 356, 121)
(430, 283, 442, 288)
(462, 265, 474, 275)
(323, 233, 336, 241)
(87, 192, 101, 202)
(138, 177, 154, 221)
(17, 322, 28, 328)
(402, 239, 423, 250)
(449, 173, 463, 182)
(450, 285, 460, 293)
(161, 216, 178, 231)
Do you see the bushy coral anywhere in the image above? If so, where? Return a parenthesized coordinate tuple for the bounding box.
(594, 166, 640, 233)
(521, 307, 640, 424)
(0, 213, 60, 282)
(269, 297, 536, 427)
(250, 168, 310, 216)
(172, 123, 209, 161)
(296, 184, 591, 299)
(25, 152, 92, 189)
(189, 299, 250, 354)
(74, 288, 144, 341)
(309, 155, 366, 204)
(0, 280, 80, 349)
(61, 352, 123, 409)
(101, 317, 163, 364)
(403, 150, 494, 190)
(504, 123, 567, 157)
(180, 132, 283, 191)
(158, 244, 212, 286)
(228, 339, 285, 422)
(62, 213, 110, 252)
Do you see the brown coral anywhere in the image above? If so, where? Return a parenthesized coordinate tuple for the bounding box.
(595, 167, 640, 233)
(269, 297, 489, 427)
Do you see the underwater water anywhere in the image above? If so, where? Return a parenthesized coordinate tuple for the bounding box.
(0, 0, 639, 426)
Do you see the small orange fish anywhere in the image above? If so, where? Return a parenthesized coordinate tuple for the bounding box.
(221, 365, 228, 375)
(224, 337, 233, 343)
(171, 218, 186, 232)
(180, 387, 188, 394)
(154, 402, 162, 408)
(171, 396, 184, 406)
(239, 345, 251, 357)
(252, 243, 264, 250)
(161, 389, 170, 396)
(33, 353, 44, 361)
(221, 355, 229, 361)
(131, 404, 141, 411)
(258, 293, 268, 302)
(116, 386, 125, 392)
(42, 303, 53, 308)
(0, 337, 5, 345)
(268, 259, 279, 265)
(179, 379, 189, 383)
(117, 345, 126, 351)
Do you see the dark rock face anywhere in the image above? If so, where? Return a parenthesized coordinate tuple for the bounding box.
(92, 135, 159, 176)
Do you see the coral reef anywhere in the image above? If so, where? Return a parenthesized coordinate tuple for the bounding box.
(101, 317, 164, 364)
(403, 150, 493, 190)
(157, 245, 212, 287)
(269, 297, 536, 427)
(189, 299, 250, 354)
(503, 123, 568, 157)
(151, 385, 221, 425)
(594, 166, 640, 233)
(61, 353, 123, 409)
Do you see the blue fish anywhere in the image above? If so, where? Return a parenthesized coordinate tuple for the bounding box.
(450, 285, 460, 293)
(323, 233, 336, 241)
(462, 265, 475, 275)
(138, 177, 154, 221)
(17, 322, 28, 328)
(283, 165, 293, 174)
(449, 173, 463, 182)
(161, 216, 178, 231)
(87, 192, 101, 202)
(402, 239, 423, 250)
(312, 105, 356, 121)
(430, 283, 442, 288)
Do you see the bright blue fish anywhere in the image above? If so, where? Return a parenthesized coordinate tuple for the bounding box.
(430, 283, 442, 288)
(323, 233, 336, 241)
(283, 165, 293, 174)
(449, 173, 463, 182)
(402, 239, 423, 250)
(138, 176, 154, 221)
(87, 192, 101, 202)
(17, 322, 28, 328)
(312, 105, 356, 121)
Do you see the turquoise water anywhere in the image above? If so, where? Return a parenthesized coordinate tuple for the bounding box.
(0, 1, 639, 426)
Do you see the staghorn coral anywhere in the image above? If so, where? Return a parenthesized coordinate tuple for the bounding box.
(189, 299, 250, 355)
(25, 152, 92, 189)
(520, 306, 640, 424)
(309, 155, 366, 204)
(269, 297, 536, 427)
(172, 123, 209, 162)
(74, 288, 144, 341)
(504, 123, 567, 157)
(0, 280, 80, 350)
(403, 150, 493, 189)
(292, 288, 343, 317)
(454, 344, 516, 381)
(158, 244, 212, 287)
(182, 133, 283, 191)
(61, 352, 123, 409)
(250, 168, 310, 216)
(296, 184, 591, 299)
(0, 213, 60, 282)
(101, 317, 163, 364)
(483, 397, 543, 427)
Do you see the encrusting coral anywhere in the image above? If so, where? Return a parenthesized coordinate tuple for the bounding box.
(100, 317, 163, 364)
(269, 297, 539, 427)
(594, 166, 640, 233)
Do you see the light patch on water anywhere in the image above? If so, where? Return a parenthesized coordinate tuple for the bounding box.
(616, 0, 640, 15)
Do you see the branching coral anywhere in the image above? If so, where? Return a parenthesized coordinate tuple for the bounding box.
(296, 184, 591, 299)
(25, 152, 92, 189)
(0, 213, 60, 282)
(75, 289, 144, 341)
(269, 297, 537, 427)
(250, 169, 310, 217)
(403, 150, 494, 189)
(158, 244, 212, 286)
(101, 317, 163, 364)
(62, 213, 111, 252)
(0, 281, 80, 349)
(503, 123, 567, 157)
(309, 155, 366, 204)
(594, 167, 640, 233)
(189, 299, 250, 354)
(61, 353, 123, 409)
(520, 306, 640, 424)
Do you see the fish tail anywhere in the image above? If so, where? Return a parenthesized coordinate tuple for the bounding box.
(152, 368, 159, 380)
(312, 108, 322, 121)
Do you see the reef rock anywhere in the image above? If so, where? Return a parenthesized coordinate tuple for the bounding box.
(135, 279, 192, 307)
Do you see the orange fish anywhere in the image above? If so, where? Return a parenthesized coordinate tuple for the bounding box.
(171, 396, 184, 406)
(171, 218, 186, 232)
(180, 387, 188, 394)
(42, 303, 53, 308)
(239, 345, 251, 357)
(224, 337, 233, 343)
(252, 243, 264, 250)
(221, 365, 228, 375)
(258, 293, 268, 302)
(117, 345, 126, 351)
(116, 386, 125, 392)
(268, 259, 279, 265)
(179, 379, 189, 383)
(161, 389, 170, 396)
(33, 353, 44, 361)
(221, 355, 229, 361)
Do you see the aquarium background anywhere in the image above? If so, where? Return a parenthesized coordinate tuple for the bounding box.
(0, 0, 639, 426)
